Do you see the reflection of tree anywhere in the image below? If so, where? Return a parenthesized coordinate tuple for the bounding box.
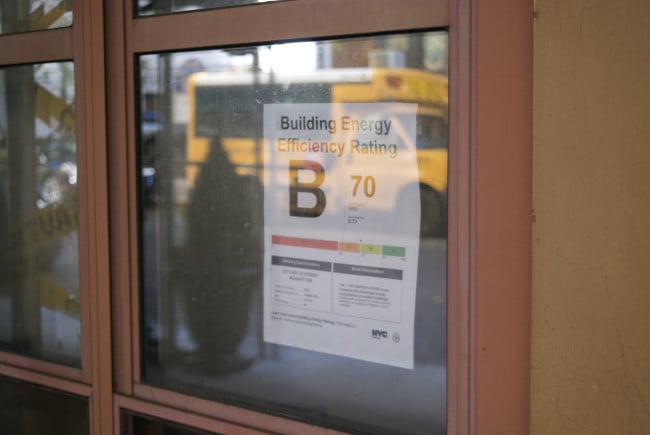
(175, 136, 262, 371)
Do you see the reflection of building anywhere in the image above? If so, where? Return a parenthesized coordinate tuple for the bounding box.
(331, 33, 447, 73)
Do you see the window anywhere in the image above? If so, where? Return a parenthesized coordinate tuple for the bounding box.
(110, 1, 460, 433)
(122, 412, 213, 435)
(0, 0, 110, 433)
(0, 0, 72, 35)
(136, 0, 281, 16)
(0, 61, 80, 366)
(0, 374, 89, 435)
(138, 31, 448, 434)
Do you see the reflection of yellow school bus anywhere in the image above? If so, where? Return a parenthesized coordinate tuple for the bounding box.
(185, 68, 448, 236)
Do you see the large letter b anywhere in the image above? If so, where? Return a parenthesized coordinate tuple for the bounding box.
(289, 159, 326, 218)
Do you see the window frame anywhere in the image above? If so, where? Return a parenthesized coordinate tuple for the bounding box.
(0, 0, 113, 433)
(110, 1, 466, 433)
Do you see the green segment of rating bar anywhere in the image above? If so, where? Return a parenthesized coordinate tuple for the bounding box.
(382, 245, 406, 257)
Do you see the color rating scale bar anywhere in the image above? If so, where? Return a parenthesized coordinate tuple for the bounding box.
(272, 235, 406, 258)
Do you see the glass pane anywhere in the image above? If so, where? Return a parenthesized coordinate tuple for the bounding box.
(0, 62, 80, 366)
(123, 412, 215, 435)
(0, 1, 72, 35)
(139, 31, 447, 434)
(0, 375, 89, 434)
(136, 0, 280, 17)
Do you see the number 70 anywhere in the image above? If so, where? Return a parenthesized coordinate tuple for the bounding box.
(350, 175, 376, 197)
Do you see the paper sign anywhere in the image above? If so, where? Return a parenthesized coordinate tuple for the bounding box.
(263, 103, 420, 369)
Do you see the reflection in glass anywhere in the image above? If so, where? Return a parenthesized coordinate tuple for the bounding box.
(0, 0, 73, 35)
(139, 32, 447, 434)
(136, 0, 279, 17)
(0, 62, 79, 366)
(0, 375, 89, 434)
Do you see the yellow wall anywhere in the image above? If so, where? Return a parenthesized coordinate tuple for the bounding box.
(532, 0, 650, 433)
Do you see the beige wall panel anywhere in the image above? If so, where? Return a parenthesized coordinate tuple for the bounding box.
(532, 1, 650, 434)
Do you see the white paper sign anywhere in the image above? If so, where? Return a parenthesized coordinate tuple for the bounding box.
(263, 103, 420, 369)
